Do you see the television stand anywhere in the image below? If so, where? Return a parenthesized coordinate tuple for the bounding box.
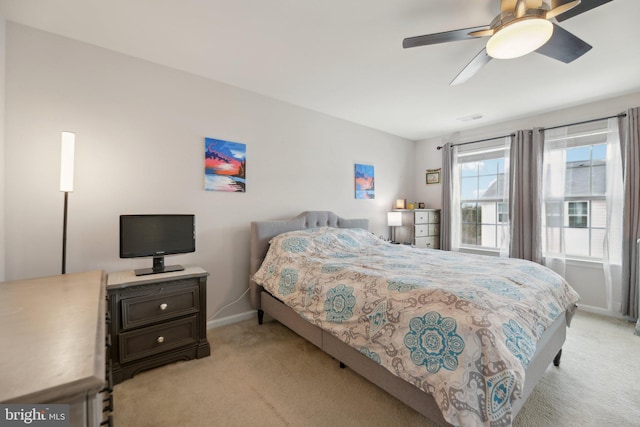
(134, 256, 184, 276)
(107, 266, 211, 384)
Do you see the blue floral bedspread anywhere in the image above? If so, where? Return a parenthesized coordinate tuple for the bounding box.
(252, 227, 579, 427)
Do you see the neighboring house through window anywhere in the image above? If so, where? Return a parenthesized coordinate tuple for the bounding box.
(543, 120, 609, 260)
(451, 120, 613, 259)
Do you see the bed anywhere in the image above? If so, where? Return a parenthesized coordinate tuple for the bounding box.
(249, 211, 579, 427)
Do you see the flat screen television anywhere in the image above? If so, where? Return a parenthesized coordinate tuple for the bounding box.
(120, 214, 195, 276)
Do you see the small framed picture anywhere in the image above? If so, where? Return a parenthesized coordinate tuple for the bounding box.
(354, 163, 375, 199)
(426, 168, 441, 185)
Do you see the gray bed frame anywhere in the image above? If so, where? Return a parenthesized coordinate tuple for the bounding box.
(249, 211, 567, 426)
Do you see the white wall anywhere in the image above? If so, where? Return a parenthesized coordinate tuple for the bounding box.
(0, 18, 5, 281)
(3, 23, 415, 321)
(415, 136, 445, 210)
(414, 91, 640, 317)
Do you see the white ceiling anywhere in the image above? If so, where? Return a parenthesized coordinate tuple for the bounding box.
(1, 0, 639, 140)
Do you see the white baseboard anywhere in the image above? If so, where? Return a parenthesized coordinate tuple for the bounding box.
(577, 303, 627, 320)
(207, 310, 256, 329)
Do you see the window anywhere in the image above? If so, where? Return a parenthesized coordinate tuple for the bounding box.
(445, 119, 619, 263)
(567, 201, 588, 228)
(497, 202, 509, 223)
(543, 120, 610, 259)
(456, 142, 509, 251)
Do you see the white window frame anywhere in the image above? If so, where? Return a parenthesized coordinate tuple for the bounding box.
(543, 122, 609, 260)
(456, 144, 509, 251)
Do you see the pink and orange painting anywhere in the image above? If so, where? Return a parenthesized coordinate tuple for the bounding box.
(355, 163, 374, 199)
(205, 137, 246, 192)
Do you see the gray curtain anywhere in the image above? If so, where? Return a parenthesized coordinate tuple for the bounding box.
(619, 108, 640, 322)
(440, 143, 455, 251)
(509, 129, 543, 263)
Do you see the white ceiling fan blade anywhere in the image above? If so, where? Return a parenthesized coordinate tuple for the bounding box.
(450, 48, 492, 86)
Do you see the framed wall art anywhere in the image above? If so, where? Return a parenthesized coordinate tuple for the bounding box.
(354, 163, 375, 199)
(426, 168, 441, 185)
(205, 137, 246, 192)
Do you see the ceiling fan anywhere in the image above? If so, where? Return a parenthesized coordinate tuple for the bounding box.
(403, 0, 613, 85)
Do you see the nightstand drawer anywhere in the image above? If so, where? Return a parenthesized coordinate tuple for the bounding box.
(415, 211, 429, 224)
(415, 210, 440, 225)
(415, 224, 439, 237)
(415, 224, 429, 237)
(119, 316, 198, 363)
(121, 285, 199, 330)
(415, 236, 440, 249)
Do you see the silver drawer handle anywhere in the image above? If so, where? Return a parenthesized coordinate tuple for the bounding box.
(159, 303, 168, 311)
(157, 336, 165, 343)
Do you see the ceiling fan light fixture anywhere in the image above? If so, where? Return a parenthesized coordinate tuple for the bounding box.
(486, 18, 553, 59)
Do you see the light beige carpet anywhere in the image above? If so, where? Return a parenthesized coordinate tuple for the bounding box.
(113, 311, 640, 426)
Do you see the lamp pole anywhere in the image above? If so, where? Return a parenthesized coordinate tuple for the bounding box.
(62, 191, 69, 274)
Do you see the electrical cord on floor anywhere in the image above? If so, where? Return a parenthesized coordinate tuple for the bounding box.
(208, 287, 251, 321)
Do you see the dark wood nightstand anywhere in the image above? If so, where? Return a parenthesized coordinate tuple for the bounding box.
(107, 266, 210, 384)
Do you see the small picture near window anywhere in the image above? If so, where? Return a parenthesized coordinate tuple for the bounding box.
(426, 169, 441, 184)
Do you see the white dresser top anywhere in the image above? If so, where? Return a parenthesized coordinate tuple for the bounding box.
(0, 270, 106, 403)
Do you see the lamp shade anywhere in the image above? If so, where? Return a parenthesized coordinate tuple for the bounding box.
(486, 18, 553, 59)
(60, 132, 75, 192)
(387, 211, 403, 227)
(395, 199, 406, 209)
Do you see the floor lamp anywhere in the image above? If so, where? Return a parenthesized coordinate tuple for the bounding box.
(60, 132, 75, 274)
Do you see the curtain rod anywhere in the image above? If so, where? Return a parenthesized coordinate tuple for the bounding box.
(436, 133, 515, 151)
(538, 112, 627, 132)
(435, 112, 628, 150)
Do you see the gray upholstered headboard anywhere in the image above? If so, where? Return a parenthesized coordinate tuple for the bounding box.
(249, 211, 369, 310)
